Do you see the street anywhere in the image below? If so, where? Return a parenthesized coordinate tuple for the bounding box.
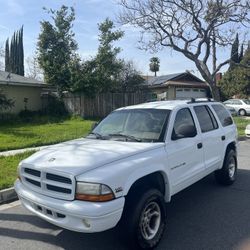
(0, 140, 250, 250)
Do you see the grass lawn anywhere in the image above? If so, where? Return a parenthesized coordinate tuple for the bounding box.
(0, 151, 35, 190)
(233, 116, 250, 137)
(0, 116, 94, 152)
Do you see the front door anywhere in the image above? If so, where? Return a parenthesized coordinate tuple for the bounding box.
(166, 108, 205, 195)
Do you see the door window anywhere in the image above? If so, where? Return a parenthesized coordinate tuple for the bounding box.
(171, 108, 197, 140)
(194, 105, 218, 133)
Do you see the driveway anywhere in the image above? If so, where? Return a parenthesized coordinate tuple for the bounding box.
(0, 140, 250, 250)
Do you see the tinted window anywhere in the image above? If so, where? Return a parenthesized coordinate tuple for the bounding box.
(194, 105, 218, 133)
(172, 108, 197, 140)
(212, 104, 233, 127)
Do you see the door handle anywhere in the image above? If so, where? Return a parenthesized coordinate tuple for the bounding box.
(197, 143, 203, 149)
(221, 135, 226, 141)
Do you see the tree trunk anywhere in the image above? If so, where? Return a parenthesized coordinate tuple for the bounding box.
(209, 85, 220, 101)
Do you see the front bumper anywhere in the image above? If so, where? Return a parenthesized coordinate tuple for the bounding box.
(14, 180, 125, 233)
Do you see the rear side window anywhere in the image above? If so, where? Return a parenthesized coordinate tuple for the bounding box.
(212, 104, 233, 127)
(194, 105, 218, 133)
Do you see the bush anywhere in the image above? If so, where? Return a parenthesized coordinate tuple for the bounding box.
(43, 95, 69, 116)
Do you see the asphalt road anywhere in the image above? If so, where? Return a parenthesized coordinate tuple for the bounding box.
(0, 140, 250, 250)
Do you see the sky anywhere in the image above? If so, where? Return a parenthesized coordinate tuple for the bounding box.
(0, 0, 238, 79)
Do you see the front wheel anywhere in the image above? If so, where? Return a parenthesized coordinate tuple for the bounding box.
(215, 149, 237, 185)
(121, 188, 166, 249)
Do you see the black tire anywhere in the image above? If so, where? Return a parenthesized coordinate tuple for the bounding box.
(120, 188, 166, 249)
(239, 109, 246, 116)
(214, 149, 237, 185)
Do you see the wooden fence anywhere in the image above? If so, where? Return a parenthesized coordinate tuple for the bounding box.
(63, 91, 150, 118)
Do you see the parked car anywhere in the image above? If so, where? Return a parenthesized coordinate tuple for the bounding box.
(15, 99, 238, 249)
(223, 99, 250, 116)
(225, 105, 237, 116)
(245, 124, 250, 138)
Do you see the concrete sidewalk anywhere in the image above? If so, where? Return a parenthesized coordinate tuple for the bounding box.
(0, 145, 49, 157)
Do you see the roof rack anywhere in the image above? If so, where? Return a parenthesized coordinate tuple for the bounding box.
(187, 98, 214, 104)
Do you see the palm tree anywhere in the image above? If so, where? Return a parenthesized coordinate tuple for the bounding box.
(149, 57, 160, 76)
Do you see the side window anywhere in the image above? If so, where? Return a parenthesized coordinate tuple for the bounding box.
(194, 105, 218, 133)
(212, 104, 233, 127)
(171, 108, 197, 140)
(232, 100, 241, 105)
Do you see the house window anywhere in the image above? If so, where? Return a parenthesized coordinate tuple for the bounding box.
(184, 89, 191, 92)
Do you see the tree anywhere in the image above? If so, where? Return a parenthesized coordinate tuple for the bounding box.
(149, 57, 160, 76)
(118, 60, 145, 91)
(0, 89, 14, 112)
(37, 5, 77, 95)
(119, 0, 250, 100)
(5, 27, 24, 75)
(5, 39, 10, 72)
(229, 34, 239, 69)
(239, 44, 244, 62)
(94, 18, 124, 92)
(219, 45, 250, 99)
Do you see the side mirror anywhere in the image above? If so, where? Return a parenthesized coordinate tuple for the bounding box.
(172, 124, 197, 140)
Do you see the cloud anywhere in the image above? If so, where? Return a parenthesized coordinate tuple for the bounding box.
(6, 0, 25, 16)
(0, 25, 8, 31)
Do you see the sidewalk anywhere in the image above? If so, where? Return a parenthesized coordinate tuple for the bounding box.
(0, 145, 49, 157)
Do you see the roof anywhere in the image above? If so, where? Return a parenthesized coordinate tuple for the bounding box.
(147, 72, 208, 87)
(117, 99, 217, 111)
(0, 71, 46, 88)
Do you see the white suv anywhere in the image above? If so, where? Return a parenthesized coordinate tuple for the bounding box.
(223, 99, 250, 116)
(15, 100, 238, 249)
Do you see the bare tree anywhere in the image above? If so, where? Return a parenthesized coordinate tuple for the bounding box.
(26, 55, 44, 81)
(119, 0, 250, 100)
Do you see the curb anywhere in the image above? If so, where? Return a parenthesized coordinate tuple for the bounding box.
(0, 187, 18, 205)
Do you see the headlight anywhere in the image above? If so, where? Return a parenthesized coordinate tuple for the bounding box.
(76, 182, 115, 202)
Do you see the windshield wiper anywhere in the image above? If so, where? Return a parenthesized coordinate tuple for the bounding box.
(108, 133, 141, 142)
(88, 132, 106, 140)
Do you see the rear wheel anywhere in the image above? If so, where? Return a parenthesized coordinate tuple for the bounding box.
(215, 149, 237, 185)
(120, 188, 166, 249)
(239, 109, 246, 116)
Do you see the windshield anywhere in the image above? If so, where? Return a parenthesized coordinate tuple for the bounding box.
(243, 99, 250, 105)
(89, 109, 171, 142)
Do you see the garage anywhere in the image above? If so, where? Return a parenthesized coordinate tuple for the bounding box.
(175, 88, 207, 99)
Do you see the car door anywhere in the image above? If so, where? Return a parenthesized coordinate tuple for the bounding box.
(166, 107, 205, 195)
(193, 105, 224, 171)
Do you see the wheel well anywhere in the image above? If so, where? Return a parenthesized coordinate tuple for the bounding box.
(126, 172, 166, 199)
(226, 141, 236, 154)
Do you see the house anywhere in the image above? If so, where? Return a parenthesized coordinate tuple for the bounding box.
(0, 71, 48, 113)
(146, 72, 210, 100)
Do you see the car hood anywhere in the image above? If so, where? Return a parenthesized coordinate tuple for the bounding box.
(21, 138, 164, 176)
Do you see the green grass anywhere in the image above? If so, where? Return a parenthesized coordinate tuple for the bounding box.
(233, 116, 250, 137)
(0, 116, 94, 152)
(0, 151, 35, 190)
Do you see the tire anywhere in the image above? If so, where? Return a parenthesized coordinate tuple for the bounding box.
(239, 109, 246, 116)
(214, 149, 237, 185)
(120, 188, 166, 249)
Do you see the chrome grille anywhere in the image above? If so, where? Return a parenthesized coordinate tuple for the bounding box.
(20, 166, 75, 200)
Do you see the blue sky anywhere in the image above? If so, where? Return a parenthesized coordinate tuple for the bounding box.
(0, 0, 234, 78)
